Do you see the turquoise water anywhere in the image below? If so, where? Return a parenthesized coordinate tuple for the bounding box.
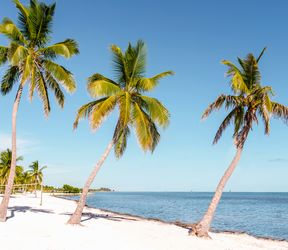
(66, 192, 288, 240)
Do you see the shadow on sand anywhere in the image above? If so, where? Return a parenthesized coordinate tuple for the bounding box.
(61, 212, 138, 223)
(7, 206, 54, 220)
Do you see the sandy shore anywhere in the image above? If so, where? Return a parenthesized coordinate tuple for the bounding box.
(0, 194, 287, 250)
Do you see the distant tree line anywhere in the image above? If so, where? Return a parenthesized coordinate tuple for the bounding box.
(43, 184, 112, 194)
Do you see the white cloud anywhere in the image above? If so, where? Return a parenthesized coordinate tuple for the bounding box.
(0, 132, 39, 155)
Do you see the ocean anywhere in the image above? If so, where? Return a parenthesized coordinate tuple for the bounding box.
(66, 192, 288, 241)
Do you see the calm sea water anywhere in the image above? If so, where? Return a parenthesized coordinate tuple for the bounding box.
(66, 192, 288, 241)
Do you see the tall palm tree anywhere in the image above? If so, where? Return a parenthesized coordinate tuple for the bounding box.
(0, 0, 79, 221)
(191, 48, 288, 238)
(0, 149, 23, 185)
(28, 161, 46, 196)
(67, 40, 173, 224)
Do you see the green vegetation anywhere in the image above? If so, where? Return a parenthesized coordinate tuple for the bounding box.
(42, 185, 112, 194)
(62, 184, 80, 194)
(0, 149, 46, 193)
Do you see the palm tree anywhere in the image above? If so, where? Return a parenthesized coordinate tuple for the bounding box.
(191, 48, 288, 238)
(0, 149, 23, 186)
(19, 171, 31, 192)
(28, 161, 46, 196)
(0, 0, 79, 221)
(67, 40, 173, 224)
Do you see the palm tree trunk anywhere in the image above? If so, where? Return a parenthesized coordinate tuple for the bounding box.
(67, 140, 114, 225)
(0, 85, 23, 222)
(34, 183, 37, 198)
(191, 146, 243, 237)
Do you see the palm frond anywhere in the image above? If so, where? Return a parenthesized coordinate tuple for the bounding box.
(222, 60, 242, 77)
(202, 95, 239, 119)
(43, 60, 76, 93)
(256, 47, 267, 62)
(271, 102, 288, 123)
(28, 64, 36, 100)
(12, 0, 31, 40)
(89, 95, 118, 131)
(39, 39, 79, 59)
(213, 108, 238, 144)
(0, 18, 26, 44)
(135, 71, 174, 91)
(126, 40, 146, 81)
(36, 70, 50, 116)
(222, 60, 249, 94)
(111, 44, 128, 85)
(113, 121, 130, 158)
(8, 43, 28, 66)
(240, 53, 261, 88)
(28, 0, 56, 47)
(230, 71, 249, 94)
(132, 103, 160, 152)
(45, 71, 64, 108)
(73, 98, 108, 129)
(87, 74, 121, 97)
(258, 105, 270, 135)
(118, 92, 131, 129)
(0, 46, 8, 66)
(21, 54, 32, 85)
(137, 95, 170, 128)
(1, 66, 19, 95)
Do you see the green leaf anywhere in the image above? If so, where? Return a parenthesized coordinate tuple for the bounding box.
(0, 46, 8, 66)
(89, 95, 118, 131)
(39, 39, 79, 59)
(138, 95, 170, 128)
(45, 72, 65, 108)
(132, 103, 160, 152)
(0, 18, 26, 43)
(87, 74, 121, 97)
(43, 60, 76, 93)
(73, 98, 108, 129)
(9, 44, 28, 66)
(36, 70, 51, 116)
(136, 71, 174, 91)
(1, 66, 19, 95)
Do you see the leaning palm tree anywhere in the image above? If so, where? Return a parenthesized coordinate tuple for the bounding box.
(0, 149, 23, 185)
(28, 161, 46, 196)
(67, 40, 173, 224)
(191, 48, 288, 237)
(0, 0, 79, 221)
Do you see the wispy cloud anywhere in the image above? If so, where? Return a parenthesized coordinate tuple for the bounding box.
(0, 132, 39, 155)
(268, 158, 287, 162)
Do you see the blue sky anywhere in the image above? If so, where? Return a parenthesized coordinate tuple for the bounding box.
(0, 0, 288, 191)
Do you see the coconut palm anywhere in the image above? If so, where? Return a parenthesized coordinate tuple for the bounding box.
(0, 149, 23, 185)
(0, 0, 79, 221)
(191, 48, 288, 237)
(67, 40, 173, 224)
(28, 161, 46, 196)
(19, 171, 31, 192)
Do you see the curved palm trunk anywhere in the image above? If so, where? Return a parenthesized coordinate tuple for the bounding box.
(0, 85, 23, 222)
(67, 140, 114, 225)
(191, 146, 243, 237)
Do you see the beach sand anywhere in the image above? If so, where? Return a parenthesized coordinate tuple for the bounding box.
(0, 194, 287, 250)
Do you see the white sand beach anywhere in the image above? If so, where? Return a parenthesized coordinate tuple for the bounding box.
(0, 194, 287, 250)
